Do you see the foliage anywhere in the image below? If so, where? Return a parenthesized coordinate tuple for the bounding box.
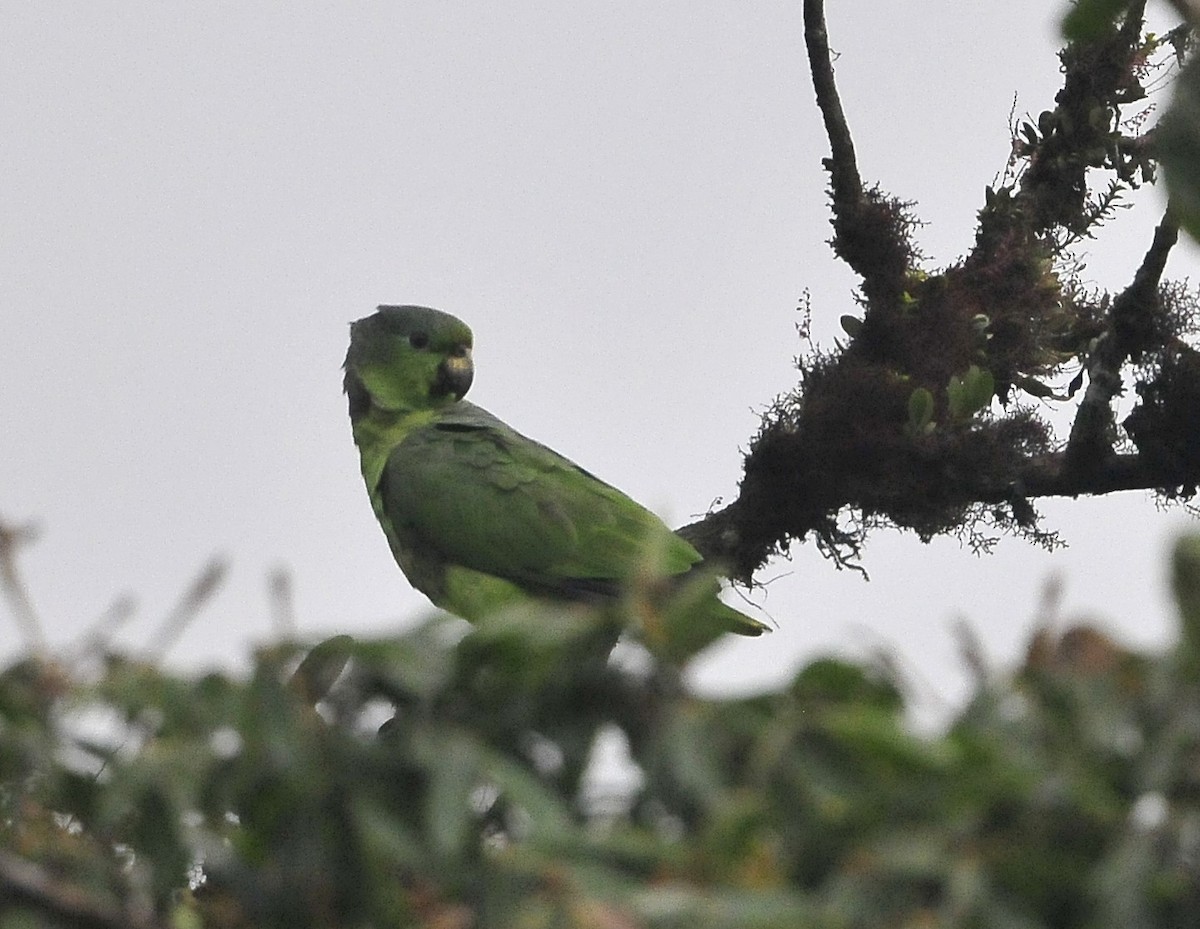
(1160, 20, 1200, 243)
(3, 536, 1200, 928)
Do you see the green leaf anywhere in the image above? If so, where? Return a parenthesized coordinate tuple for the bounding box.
(906, 387, 935, 436)
(352, 796, 426, 871)
(965, 365, 995, 412)
(424, 731, 481, 857)
(624, 886, 819, 928)
(129, 783, 190, 904)
(289, 634, 354, 705)
(839, 315, 864, 337)
(946, 365, 994, 421)
(479, 746, 574, 841)
(1, 910, 53, 929)
(1061, 0, 1136, 42)
(1161, 56, 1200, 245)
(1173, 535, 1200, 661)
(791, 657, 903, 712)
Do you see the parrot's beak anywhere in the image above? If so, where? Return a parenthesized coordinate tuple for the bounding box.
(433, 348, 474, 399)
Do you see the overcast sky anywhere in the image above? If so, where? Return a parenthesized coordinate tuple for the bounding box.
(3, 2, 1198, 717)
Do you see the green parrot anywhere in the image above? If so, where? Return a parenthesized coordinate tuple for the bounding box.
(344, 305, 768, 653)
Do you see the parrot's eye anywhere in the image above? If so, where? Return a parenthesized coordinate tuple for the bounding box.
(408, 331, 430, 350)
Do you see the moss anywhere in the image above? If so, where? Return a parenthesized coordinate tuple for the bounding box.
(738, 343, 1055, 573)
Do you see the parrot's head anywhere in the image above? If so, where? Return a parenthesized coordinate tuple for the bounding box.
(344, 305, 474, 419)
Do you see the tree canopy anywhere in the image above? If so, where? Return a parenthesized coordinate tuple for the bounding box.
(6, 534, 1200, 928)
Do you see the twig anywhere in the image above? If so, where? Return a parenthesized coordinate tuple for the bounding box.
(803, 0, 861, 203)
(0, 520, 47, 656)
(1065, 210, 1180, 472)
(73, 594, 138, 658)
(268, 565, 297, 638)
(803, 0, 913, 307)
(1115, 211, 1180, 351)
(143, 557, 228, 661)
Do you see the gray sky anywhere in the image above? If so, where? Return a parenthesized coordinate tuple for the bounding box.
(3, 2, 1197, 716)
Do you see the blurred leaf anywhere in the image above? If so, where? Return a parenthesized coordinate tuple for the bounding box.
(352, 618, 459, 705)
(623, 885, 819, 929)
(1061, 0, 1136, 41)
(480, 745, 575, 841)
(352, 796, 425, 871)
(906, 387, 935, 437)
(423, 730, 481, 858)
(1161, 56, 1200, 245)
(648, 701, 727, 810)
(947, 365, 995, 421)
(289, 634, 354, 705)
(129, 782, 190, 905)
(1173, 535, 1200, 663)
(790, 657, 903, 713)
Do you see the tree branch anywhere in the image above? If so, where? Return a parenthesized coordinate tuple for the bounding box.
(1065, 211, 1180, 473)
(680, 447, 1192, 579)
(0, 520, 46, 657)
(803, 0, 914, 306)
(803, 0, 861, 205)
(679, 4, 1198, 585)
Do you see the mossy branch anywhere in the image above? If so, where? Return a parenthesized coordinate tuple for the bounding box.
(1065, 211, 1180, 474)
(803, 0, 915, 308)
(679, 4, 1200, 583)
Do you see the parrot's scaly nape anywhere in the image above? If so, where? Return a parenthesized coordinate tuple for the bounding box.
(344, 305, 768, 655)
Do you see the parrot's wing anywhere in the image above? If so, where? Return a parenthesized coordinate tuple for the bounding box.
(379, 402, 702, 600)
